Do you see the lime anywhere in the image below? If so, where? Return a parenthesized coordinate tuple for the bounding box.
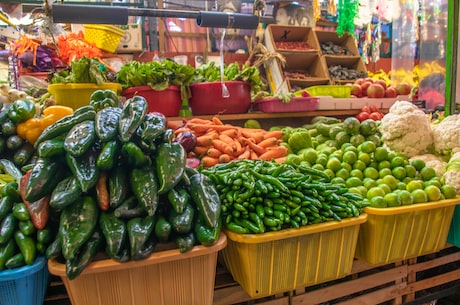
(353, 160, 367, 172)
(366, 134, 381, 147)
(441, 184, 458, 199)
(364, 167, 379, 180)
(316, 154, 328, 167)
(369, 196, 387, 208)
(412, 189, 428, 204)
(341, 143, 353, 151)
(299, 161, 312, 168)
(360, 141, 377, 154)
(387, 152, 397, 161)
(311, 163, 324, 171)
(424, 185, 442, 202)
(358, 152, 371, 165)
(331, 177, 346, 186)
(379, 168, 393, 179)
(390, 156, 406, 169)
(406, 180, 424, 192)
(346, 176, 363, 188)
(350, 169, 364, 180)
(327, 157, 342, 172)
(336, 168, 350, 180)
(300, 148, 318, 164)
(356, 186, 368, 197)
(403, 177, 414, 185)
(330, 150, 343, 161)
(404, 164, 417, 178)
(343, 145, 358, 154)
(324, 168, 335, 179)
(363, 178, 377, 190)
(411, 159, 426, 172)
(399, 190, 414, 205)
(286, 154, 301, 165)
(424, 178, 442, 189)
(396, 181, 407, 190)
(391, 166, 407, 180)
(374, 147, 389, 162)
(420, 166, 437, 181)
(381, 175, 399, 190)
(341, 162, 353, 173)
(342, 150, 357, 164)
(378, 183, 392, 195)
(348, 187, 363, 195)
(367, 186, 386, 199)
(384, 192, 402, 207)
(378, 160, 391, 170)
(369, 161, 379, 169)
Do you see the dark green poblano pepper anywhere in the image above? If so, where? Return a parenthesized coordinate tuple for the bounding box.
(89, 89, 119, 112)
(156, 142, 186, 195)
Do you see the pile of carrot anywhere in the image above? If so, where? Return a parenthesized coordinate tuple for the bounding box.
(173, 117, 288, 167)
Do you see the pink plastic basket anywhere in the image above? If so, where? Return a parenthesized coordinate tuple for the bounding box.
(252, 96, 319, 113)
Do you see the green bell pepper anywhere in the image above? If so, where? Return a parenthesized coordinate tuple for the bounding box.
(156, 142, 186, 195)
(89, 89, 119, 112)
(7, 99, 36, 124)
(127, 215, 155, 260)
(60, 196, 99, 261)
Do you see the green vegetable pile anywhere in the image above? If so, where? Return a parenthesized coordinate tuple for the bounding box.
(192, 62, 266, 98)
(116, 60, 195, 100)
(202, 159, 368, 234)
(21, 96, 221, 279)
(0, 175, 54, 270)
(50, 57, 108, 85)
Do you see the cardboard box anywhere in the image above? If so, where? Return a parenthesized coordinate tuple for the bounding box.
(265, 24, 320, 54)
(116, 24, 144, 53)
(316, 30, 360, 56)
(264, 56, 290, 94)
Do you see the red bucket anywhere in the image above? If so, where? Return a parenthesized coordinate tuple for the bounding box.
(188, 81, 251, 115)
(122, 85, 182, 117)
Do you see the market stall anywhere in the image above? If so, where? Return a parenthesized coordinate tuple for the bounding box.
(1, 1, 460, 305)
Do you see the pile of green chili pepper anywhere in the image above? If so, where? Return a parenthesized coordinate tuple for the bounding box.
(202, 159, 369, 234)
(19, 95, 222, 280)
(0, 179, 54, 270)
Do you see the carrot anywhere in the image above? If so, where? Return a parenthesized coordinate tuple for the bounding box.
(233, 138, 244, 156)
(201, 156, 219, 167)
(237, 146, 251, 160)
(207, 147, 222, 158)
(212, 139, 234, 156)
(258, 137, 279, 148)
(220, 128, 240, 138)
(274, 157, 287, 163)
(188, 123, 235, 134)
(212, 116, 224, 125)
(250, 149, 259, 160)
(244, 138, 266, 155)
(193, 146, 209, 155)
(218, 153, 233, 164)
(241, 130, 265, 143)
(174, 127, 191, 135)
(196, 134, 215, 147)
(259, 146, 288, 161)
(263, 130, 284, 140)
(187, 117, 213, 125)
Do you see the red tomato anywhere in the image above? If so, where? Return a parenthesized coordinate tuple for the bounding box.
(369, 112, 381, 121)
(369, 105, 380, 113)
(361, 106, 371, 114)
(356, 112, 370, 122)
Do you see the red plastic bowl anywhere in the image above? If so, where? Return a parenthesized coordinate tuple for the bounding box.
(122, 85, 181, 117)
(188, 81, 251, 115)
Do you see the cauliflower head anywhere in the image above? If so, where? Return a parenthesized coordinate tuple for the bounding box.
(380, 101, 433, 158)
(432, 114, 460, 156)
(410, 154, 447, 177)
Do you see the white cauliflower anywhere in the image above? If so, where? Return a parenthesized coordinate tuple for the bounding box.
(442, 151, 460, 194)
(410, 154, 447, 177)
(380, 101, 433, 158)
(432, 114, 460, 156)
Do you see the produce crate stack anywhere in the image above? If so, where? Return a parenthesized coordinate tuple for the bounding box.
(263, 25, 330, 94)
(315, 30, 368, 84)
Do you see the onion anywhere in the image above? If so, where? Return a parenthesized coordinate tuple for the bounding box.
(175, 131, 197, 153)
(186, 157, 201, 168)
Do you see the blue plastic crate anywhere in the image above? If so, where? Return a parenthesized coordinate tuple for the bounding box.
(0, 256, 49, 305)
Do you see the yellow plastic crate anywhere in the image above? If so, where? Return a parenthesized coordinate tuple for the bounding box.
(84, 24, 125, 53)
(48, 234, 226, 305)
(47, 83, 122, 110)
(355, 198, 460, 266)
(306, 85, 352, 98)
(219, 215, 367, 298)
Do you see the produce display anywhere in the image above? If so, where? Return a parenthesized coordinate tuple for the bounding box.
(346, 77, 411, 99)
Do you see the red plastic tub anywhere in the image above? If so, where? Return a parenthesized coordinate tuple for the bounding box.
(122, 85, 182, 117)
(188, 81, 251, 115)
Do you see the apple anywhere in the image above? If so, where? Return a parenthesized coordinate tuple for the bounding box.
(375, 79, 387, 90)
(355, 78, 365, 85)
(367, 84, 386, 98)
(349, 84, 363, 97)
(385, 86, 398, 98)
(395, 82, 412, 95)
(361, 81, 373, 96)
